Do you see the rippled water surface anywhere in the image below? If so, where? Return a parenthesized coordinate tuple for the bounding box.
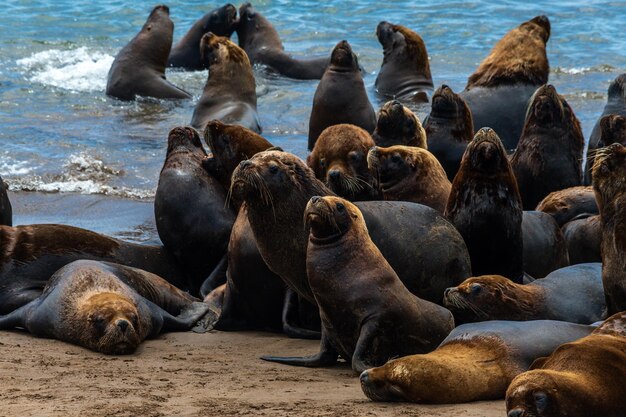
(1, 1, 625, 215)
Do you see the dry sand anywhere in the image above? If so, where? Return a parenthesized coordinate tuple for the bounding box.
(0, 329, 505, 417)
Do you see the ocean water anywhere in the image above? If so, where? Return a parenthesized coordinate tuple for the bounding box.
(1, 1, 625, 239)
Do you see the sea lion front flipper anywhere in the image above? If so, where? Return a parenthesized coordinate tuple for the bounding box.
(260, 330, 338, 367)
(199, 254, 228, 298)
(351, 321, 383, 374)
(282, 289, 322, 340)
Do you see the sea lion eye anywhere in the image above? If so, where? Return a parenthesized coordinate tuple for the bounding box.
(336, 203, 345, 212)
(391, 154, 402, 163)
(533, 391, 548, 413)
(348, 152, 360, 162)
(92, 316, 106, 330)
(269, 164, 279, 174)
(470, 283, 482, 295)
(319, 158, 326, 168)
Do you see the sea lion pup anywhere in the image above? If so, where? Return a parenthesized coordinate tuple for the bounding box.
(167, 4, 238, 70)
(536, 186, 598, 227)
(106, 5, 191, 100)
(191, 33, 261, 133)
(510, 84, 584, 210)
(445, 127, 524, 283)
(592, 143, 626, 314)
(443, 263, 606, 325)
(505, 312, 626, 417)
(562, 215, 602, 264)
(261, 196, 454, 373)
(0, 175, 11, 226)
(585, 114, 626, 183)
(307, 124, 379, 201)
(154, 127, 235, 295)
(424, 85, 474, 181)
(0, 260, 211, 354)
(308, 41, 376, 150)
(360, 319, 594, 404)
(372, 100, 427, 148)
(460, 16, 550, 150)
(367, 145, 450, 214)
(236, 3, 330, 80)
(375, 22, 433, 103)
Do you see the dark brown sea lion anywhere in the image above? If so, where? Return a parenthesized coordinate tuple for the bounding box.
(154, 127, 235, 295)
(443, 263, 605, 325)
(445, 127, 524, 283)
(511, 84, 584, 210)
(592, 143, 626, 314)
(536, 186, 598, 227)
(307, 124, 379, 201)
(236, 3, 330, 80)
(375, 22, 433, 103)
(0, 175, 11, 226)
(521, 211, 569, 279)
(562, 215, 601, 264)
(106, 5, 191, 100)
(460, 16, 550, 150)
(191, 33, 260, 133)
(308, 41, 376, 150)
(360, 320, 594, 403)
(167, 4, 238, 70)
(0, 224, 184, 315)
(505, 312, 626, 417)
(585, 114, 626, 184)
(371, 100, 427, 148)
(367, 145, 450, 214)
(424, 85, 474, 180)
(262, 196, 454, 373)
(0, 260, 211, 354)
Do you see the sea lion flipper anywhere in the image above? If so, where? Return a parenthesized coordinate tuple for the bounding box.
(351, 322, 381, 374)
(261, 331, 338, 367)
(158, 301, 212, 332)
(0, 302, 31, 330)
(281, 289, 322, 340)
(199, 254, 228, 298)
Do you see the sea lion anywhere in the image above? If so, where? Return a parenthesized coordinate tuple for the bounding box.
(230, 150, 471, 305)
(0, 260, 211, 354)
(443, 263, 606, 325)
(505, 312, 626, 417)
(236, 3, 330, 80)
(371, 100, 427, 148)
(308, 41, 376, 150)
(445, 127, 524, 283)
(511, 84, 584, 209)
(307, 124, 379, 201)
(167, 4, 238, 70)
(585, 114, 626, 184)
(521, 211, 569, 279)
(106, 5, 191, 100)
(191, 33, 261, 133)
(261, 196, 454, 373)
(562, 215, 602, 264)
(536, 186, 598, 227)
(154, 127, 235, 295)
(0, 224, 185, 315)
(367, 145, 450, 214)
(360, 319, 594, 403)
(592, 143, 626, 314)
(460, 16, 550, 150)
(424, 85, 474, 180)
(375, 22, 433, 103)
(0, 175, 11, 226)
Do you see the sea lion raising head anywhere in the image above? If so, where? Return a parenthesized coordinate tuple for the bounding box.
(372, 100, 427, 148)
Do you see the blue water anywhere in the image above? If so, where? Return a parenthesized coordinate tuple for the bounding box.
(1, 1, 625, 214)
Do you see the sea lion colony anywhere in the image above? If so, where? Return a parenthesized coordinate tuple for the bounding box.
(2, 3, 626, 415)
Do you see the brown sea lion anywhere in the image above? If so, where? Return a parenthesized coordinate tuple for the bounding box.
(307, 124, 379, 201)
(592, 143, 626, 314)
(106, 5, 191, 100)
(367, 145, 450, 214)
(0, 260, 211, 354)
(360, 319, 594, 403)
(191, 33, 261, 133)
(536, 186, 598, 227)
(424, 85, 474, 180)
(0, 175, 11, 226)
(443, 263, 606, 325)
(154, 127, 235, 295)
(0, 224, 185, 315)
(167, 4, 238, 70)
(261, 196, 454, 373)
(460, 16, 550, 150)
(236, 3, 330, 80)
(372, 100, 427, 148)
(308, 41, 376, 150)
(562, 215, 601, 264)
(585, 114, 626, 184)
(445, 127, 524, 283)
(505, 312, 626, 417)
(375, 22, 433, 103)
(511, 84, 584, 210)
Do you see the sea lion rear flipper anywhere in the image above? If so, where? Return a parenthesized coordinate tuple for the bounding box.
(0, 303, 31, 330)
(261, 330, 338, 367)
(155, 301, 213, 333)
(282, 289, 322, 340)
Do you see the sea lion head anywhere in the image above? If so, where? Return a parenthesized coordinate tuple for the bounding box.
(237, 2, 279, 49)
(463, 127, 511, 175)
(368, 145, 431, 191)
(591, 143, 626, 207)
(204, 4, 238, 37)
(599, 114, 626, 147)
(376, 22, 431, 78)
(200, 32, 249, 68)
(304, 196, 364, 243)
(166, 126, 205, 156)
(330, 40, 360, 72)
(137, 5, 174, 64)
(506, 371, 565, 417)
(373, 100, 426, 148)
(524, 84, 568, 126)
(376, 21, 407, 52)
(607, 74, 626, 101)
(521, 15, 551, 43)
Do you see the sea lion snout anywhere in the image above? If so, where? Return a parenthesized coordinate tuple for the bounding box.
(116, 319, 130, 333)
(507, 409, 524, 417)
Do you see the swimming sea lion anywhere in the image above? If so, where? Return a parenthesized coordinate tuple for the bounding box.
(0, 260, 210, 354)
(261, 196, 454, 373)
(536, 186, 598, 227)
(372, 100, 427, 148)
(0, 175, 11, 226)
(585, 114, 626, 184)
(191, 33, 261, 133)
(106, 5, 191, 100)
(562, 215, 602, 264)
(375, 21, 433, 103)
(308, 41, 376, 150)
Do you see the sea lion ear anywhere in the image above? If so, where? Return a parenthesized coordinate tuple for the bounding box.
(266, 146, 284, 152)
(529, 356, 548, 370)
